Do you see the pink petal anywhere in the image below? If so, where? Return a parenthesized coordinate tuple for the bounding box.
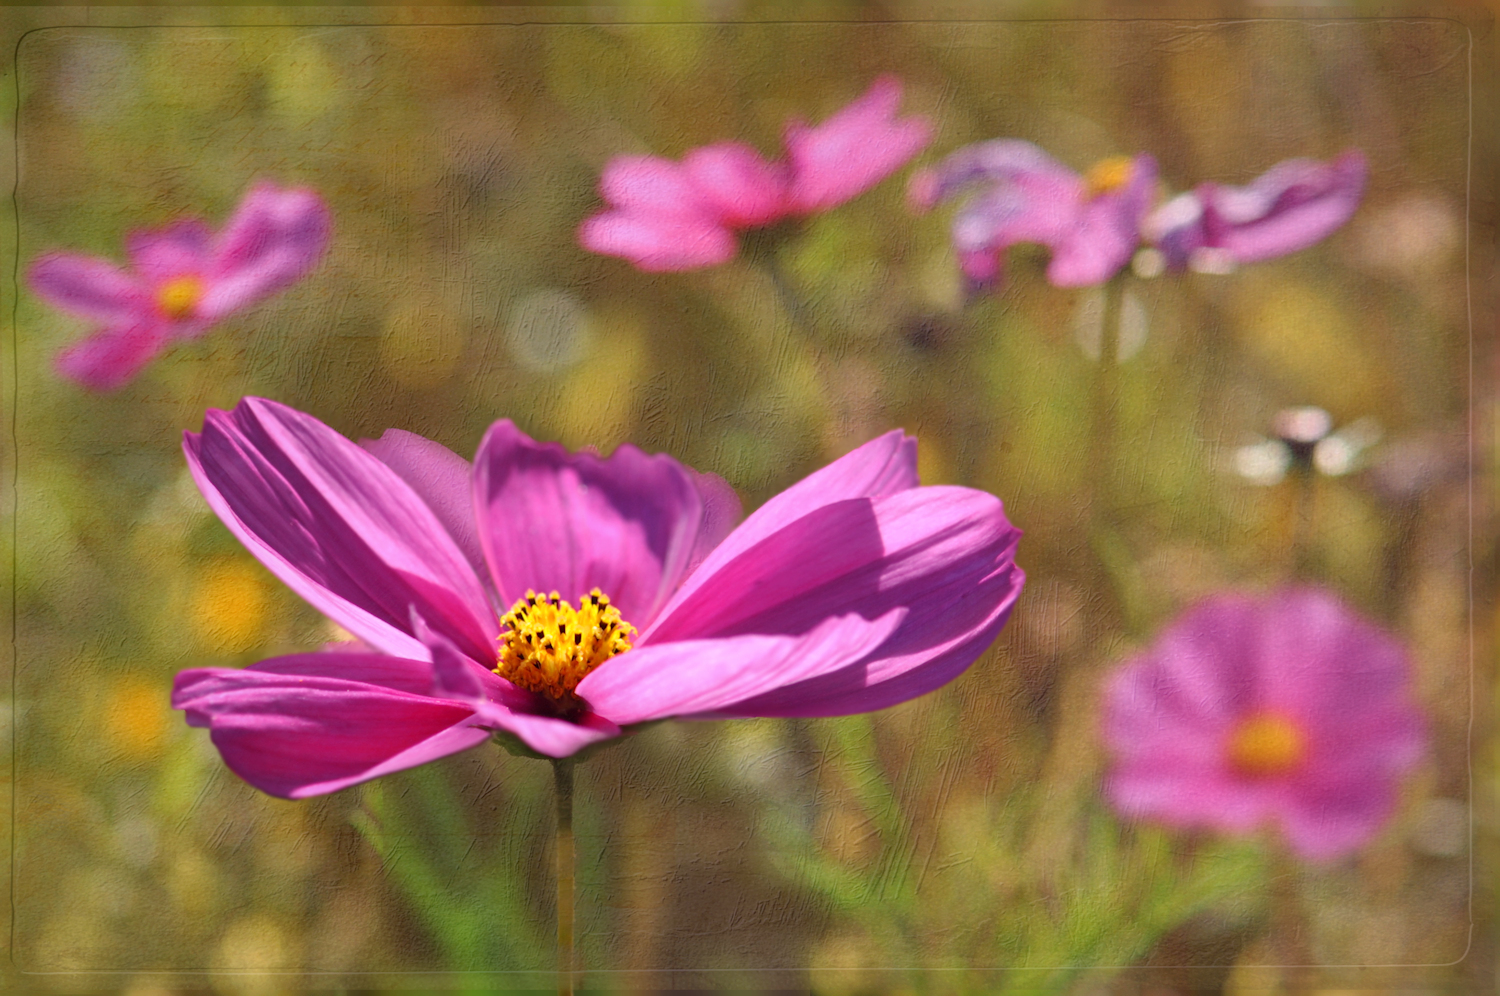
(644, 485, 1022, 715)
(1107, 763, 1283, 834)
(197, 182, 331, 320)
(578, 209, 738, 271)
(173, 653, 491, 799)
(475, 704, 621, 758)
(472, 420, 722, 628)
(1047, 154, 1157, 287)
(1103, 671, 1230, 765)
(124, 220, 213, 286)
(578, 608, 905, 725)
(725, 559, 1023, 717)
(1255, 587, 1415, 719)
(1102, 656, 1235, 757)
(1203, 150, 1366, 263)
(360, 428, 488, 586)
(695, 487, 1023, 716)
(645, 430, 918, 640)
(27, 253, 148, 323)
(1277, 785, 1396, 861)
(597, 154, 707, 213)
(915, 139, 1078, 207)
(1107, 595, 1263, 734)
(1284, 750, 1410, 858)
(951, 184, 1077, 262)
(53, 319, 172, 391)
(784, 76, 932, 214)
(646, 498, 883, 643)
(183, 397, 496, 664)
(681, 142, 791, 227)
(412, 611, 623, 758)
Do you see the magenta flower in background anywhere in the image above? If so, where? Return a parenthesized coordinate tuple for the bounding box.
(28, 182, 331, 391)
(908, 140, 1158, 289)
(1102, 588, 1425, 861)
(579, 76, 931, 271)
(172, 397, 1023, 798)
(1143, 150, 1366, 273)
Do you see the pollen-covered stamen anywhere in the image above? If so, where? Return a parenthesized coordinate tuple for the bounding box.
(156, 275, 205, 320)
(495, 587, 635, 701)
(1227, 711, 1307, 779)
(1083, 156, 1136, 198)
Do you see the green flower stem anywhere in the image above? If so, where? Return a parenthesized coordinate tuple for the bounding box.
(739, 221, 821, 340)
(554, 757, 576, 996)
(761, 256, 819, 339)
(1087, 276, 1129, 633)
(1089, 276, 1126, 522)
(1289, 464, 1317, 579)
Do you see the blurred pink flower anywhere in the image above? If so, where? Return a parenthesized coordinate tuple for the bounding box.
(908, 141, 1158, 289)
(1103, 588, 1425, 861)
(173, 397, 1023, 798)
(28, 182, 331, 390)
(580, 77, 931, 271)
(1144, 151, 1366, 273)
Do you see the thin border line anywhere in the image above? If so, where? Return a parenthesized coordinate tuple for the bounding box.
(3, 9, 1484, 981)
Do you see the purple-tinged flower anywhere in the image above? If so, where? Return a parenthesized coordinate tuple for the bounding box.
(908, 140, 1158, 289)
(580, 77, 931, 272)
(1143, 151, 1366, 273)
(28, 182, 331, 391)
(172, 398, 1023, 798)
(1102, 587, 1425, 862)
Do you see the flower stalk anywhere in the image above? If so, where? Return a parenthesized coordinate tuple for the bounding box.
(554, 757, 576, 996)
(1088, 276, 1127, 628)
(1089, 275, 1126, 492)
(1288, 463, 1317, 579)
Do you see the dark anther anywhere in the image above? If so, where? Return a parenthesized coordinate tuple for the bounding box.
(574, 633, 582, 645)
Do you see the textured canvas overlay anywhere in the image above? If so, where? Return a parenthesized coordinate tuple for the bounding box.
(3, 6, 1487, 992)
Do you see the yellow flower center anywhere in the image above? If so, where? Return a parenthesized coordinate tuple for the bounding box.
(156, 275, 204, 320)
(1227, 712, 1307, 779)
(1083, 156, 1136, 198)
(495, 588, 635, 701)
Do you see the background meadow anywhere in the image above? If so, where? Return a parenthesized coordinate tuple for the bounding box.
(2, 4, 1489, 992)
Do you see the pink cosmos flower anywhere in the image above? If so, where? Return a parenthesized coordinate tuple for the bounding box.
(908, 140, 1158, 289)
(1102, 588, 1425, 861)
(172, 398, 1023, 799)
(1143, 151, 1366, 273)
(28, 182, 331, 391)
(579, 76, 931, 271)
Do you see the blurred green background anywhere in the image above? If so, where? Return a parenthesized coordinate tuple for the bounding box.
(1, 3, 1488, 992)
